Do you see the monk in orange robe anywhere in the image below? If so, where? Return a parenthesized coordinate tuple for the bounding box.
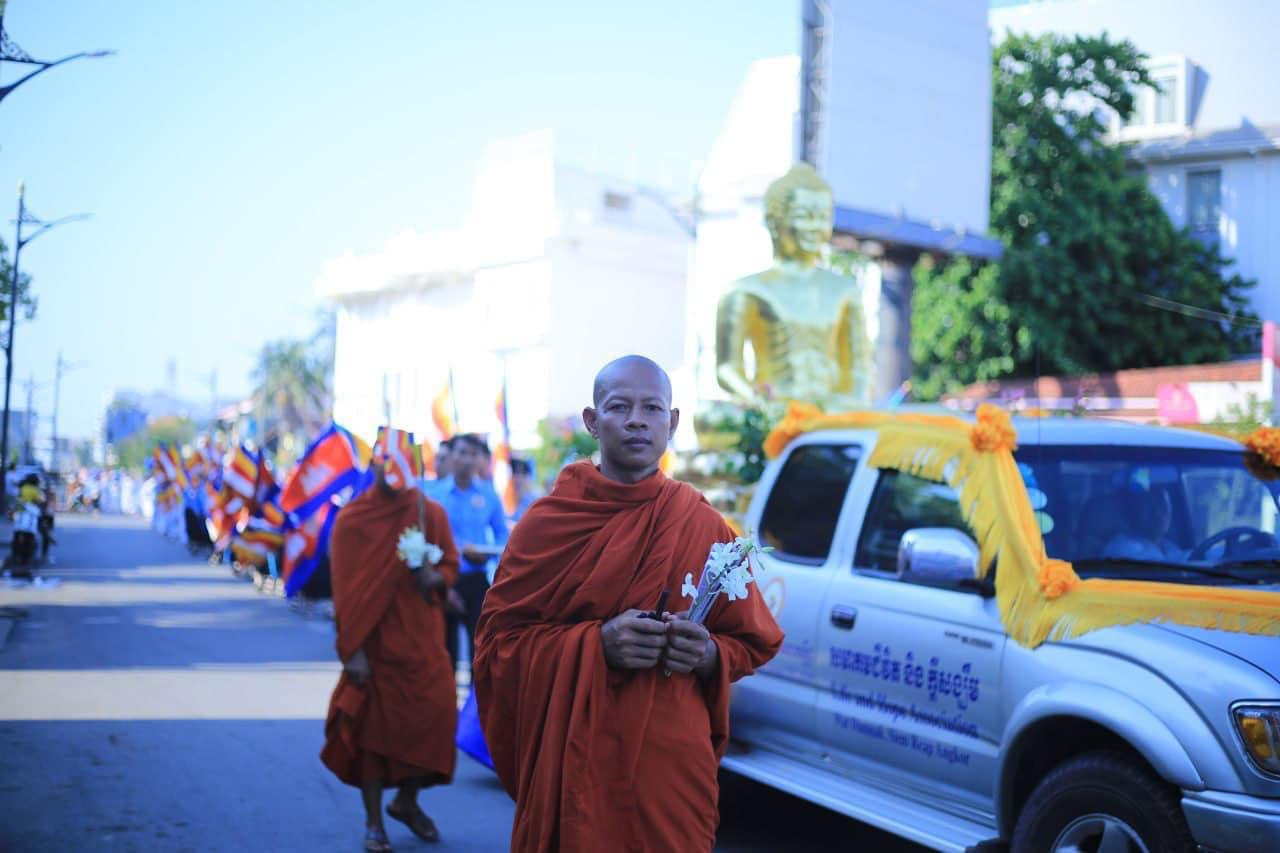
(475, 356, 784, 852)
(320, 450, 460, 852)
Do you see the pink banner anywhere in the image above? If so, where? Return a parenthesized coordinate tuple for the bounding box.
(1157, 383, 1199, 424)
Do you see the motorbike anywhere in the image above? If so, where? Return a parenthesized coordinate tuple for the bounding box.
(8, 501, 42, 578)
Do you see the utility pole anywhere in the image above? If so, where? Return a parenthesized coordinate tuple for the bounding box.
(51, 352, 63, 472)
(0, 182, 88, 511)
(21, 373, 35, 465)
(51, 351, 78, 473)
(205, 369, 218, 421)
(0, 2, 114, 104)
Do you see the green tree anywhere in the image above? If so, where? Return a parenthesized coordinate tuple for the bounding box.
(912, 33, 1258, 400)
(532, 416, 596, 487)
(113, 416, 197, 471)
(252, 336, 332, 466)
(0, 236, 37, 325)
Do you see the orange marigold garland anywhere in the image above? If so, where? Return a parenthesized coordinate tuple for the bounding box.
(970, 403, 1018, 453)
(1037, 558, 1079, 599)
(1243, 427, 1280, 481)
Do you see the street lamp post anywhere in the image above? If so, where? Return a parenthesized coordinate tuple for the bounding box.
(51, 351, 80, 474)
(0, 2, 114, 104)
(0, 182, 88, 510)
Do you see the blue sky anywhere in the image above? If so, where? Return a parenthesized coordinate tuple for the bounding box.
(0, 1, 796, 441)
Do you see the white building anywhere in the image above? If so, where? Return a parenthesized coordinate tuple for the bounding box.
(319, 131, 692, 449)
(990, 0, 1280, 324)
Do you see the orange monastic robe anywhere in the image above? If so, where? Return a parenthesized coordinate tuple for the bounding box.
(474, 461, 784, 852)
(320, 486, 460, 788)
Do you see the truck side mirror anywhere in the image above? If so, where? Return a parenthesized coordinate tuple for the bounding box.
(897, 528, 979, 583)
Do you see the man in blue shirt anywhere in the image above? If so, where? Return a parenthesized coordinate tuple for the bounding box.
(434, 433, 509, 672)
(509, 457, 541, 523)
(421, 437, 454, 498)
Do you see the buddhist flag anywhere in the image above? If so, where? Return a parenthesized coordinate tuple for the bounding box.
(432, 380, 456, 440)
(223, 445, 259, 503)
(156, 443, 187, 490)
(373, 426, 422, 491)
(183, 446, 205, 488)
(493, 383, 519, 513)
(279, 423, 369, 525)
(495, 386, 509, 432)
(152, 446, 169, 483)
(166, 445, 190, 490)
(232, 495, 287, 567)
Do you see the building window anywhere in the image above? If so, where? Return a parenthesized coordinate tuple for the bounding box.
(1153, 75, 1177, 125)
(1187, 169, 1221, 247)
(1111, 57, 1192, 138)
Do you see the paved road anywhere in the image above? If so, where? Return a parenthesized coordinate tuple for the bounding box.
(0, 514, 921, 852)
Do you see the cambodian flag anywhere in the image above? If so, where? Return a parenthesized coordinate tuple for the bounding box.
(282, 499, 339, 597)
(279, 423, 369, 525)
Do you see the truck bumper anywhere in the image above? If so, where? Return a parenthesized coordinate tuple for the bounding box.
(1182, 790, 1280, 853)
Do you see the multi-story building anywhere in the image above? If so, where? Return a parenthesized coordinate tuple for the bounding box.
(990, 0, 1280, 325)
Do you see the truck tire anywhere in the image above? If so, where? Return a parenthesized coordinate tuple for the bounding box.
(1010, 750, 1195, 853)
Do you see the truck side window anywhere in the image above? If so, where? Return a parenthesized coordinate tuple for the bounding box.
(758, 444, 859, 564)
(855, 469, 968, 572)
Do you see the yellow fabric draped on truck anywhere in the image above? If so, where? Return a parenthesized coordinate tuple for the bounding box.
(763, 402, 1280, 649)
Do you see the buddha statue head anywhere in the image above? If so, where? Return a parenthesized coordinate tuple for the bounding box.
(763, 162, 834, 266)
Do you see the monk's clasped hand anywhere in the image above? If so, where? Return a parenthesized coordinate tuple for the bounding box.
(601, 608, 669, 670)
(413, 566, 446, 597)
(343, 648, 372, 685)
(662, 613, 717, 677)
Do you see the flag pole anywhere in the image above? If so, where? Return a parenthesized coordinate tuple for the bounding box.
(447, 366, 460, 433)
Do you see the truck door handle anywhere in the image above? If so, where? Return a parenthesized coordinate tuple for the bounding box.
(830, 605, 857, 630)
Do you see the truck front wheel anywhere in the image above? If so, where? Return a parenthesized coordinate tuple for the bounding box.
(1010, 750, 1195, 853)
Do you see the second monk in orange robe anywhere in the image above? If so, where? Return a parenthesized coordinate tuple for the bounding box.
(321, 443, 460, 852)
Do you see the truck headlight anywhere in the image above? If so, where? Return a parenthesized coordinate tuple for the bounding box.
(1232, 704, 1280, 775)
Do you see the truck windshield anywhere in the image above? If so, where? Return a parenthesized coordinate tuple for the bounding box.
(1015, 445, 1280, 584)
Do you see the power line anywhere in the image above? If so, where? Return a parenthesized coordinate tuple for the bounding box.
(1131, 292, 1263, 328)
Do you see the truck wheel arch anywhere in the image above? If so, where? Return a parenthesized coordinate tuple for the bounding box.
(996, 686, 1204, 837)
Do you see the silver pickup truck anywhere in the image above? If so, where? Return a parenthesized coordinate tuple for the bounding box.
(725, 416, 1280, 852)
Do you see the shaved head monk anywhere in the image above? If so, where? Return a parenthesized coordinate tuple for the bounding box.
(321, 434, 460, 852)
(474, 355, 784, 852)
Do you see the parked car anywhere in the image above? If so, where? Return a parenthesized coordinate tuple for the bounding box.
(726, 415, 1280, 852)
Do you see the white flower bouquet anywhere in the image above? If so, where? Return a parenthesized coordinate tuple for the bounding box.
(680, 536, 770, 625)
(397, 526, 443, 570)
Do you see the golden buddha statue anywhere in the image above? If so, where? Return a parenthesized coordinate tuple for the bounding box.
(715, 163, 873, 408)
